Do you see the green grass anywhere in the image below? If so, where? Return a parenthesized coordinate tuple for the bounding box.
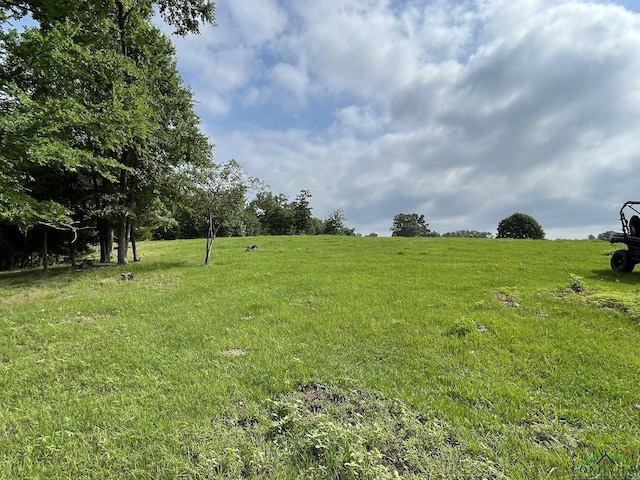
(1, 236, 639, 479)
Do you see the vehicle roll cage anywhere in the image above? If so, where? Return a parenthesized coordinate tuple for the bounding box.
(618, 201, 640, 236)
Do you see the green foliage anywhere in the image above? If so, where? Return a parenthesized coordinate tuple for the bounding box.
(188, 159, 256, 265)
(390, 213, 435, 237)
(496, 212, 545, 239)
(442, 230, 493, 238)
(250, 191, 295, 235)
(323, 209, 355, 235)
(0, 0, 216, 264)
(245, 190, 356, 236)
(568, 274, 587, 293)
(292, 189, 313, 234)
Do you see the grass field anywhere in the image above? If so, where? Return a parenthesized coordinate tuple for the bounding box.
(1, 236, 639, 479)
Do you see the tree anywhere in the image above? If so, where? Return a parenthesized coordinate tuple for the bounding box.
(250, 192, 294, 235)
(323, 209, 355, 235)
(292, 189, 313, 234)
(496, 213, 545, 239)
(390, 213, 433, 237)
(190, 160, 256, 266)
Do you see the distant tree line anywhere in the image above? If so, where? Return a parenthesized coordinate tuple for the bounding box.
(441, 230, 494, 238)
(390, 212, 544, 239)
(155, 188, 356, 241)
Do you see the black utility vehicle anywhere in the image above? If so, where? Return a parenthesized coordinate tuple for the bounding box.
(610, 201, 640, 272)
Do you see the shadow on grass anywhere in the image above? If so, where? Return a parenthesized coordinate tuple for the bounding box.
(0, 265, 77, 288)
(124, 259, 192, 273)
(589, 269, 640, 285)
(0, 259, 193, 288)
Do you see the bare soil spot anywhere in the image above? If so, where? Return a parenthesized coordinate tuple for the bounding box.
(221, 348, 248, 356)
(495, 292, 520, 307)
(521, 419, 580, 451)
(58, 313, 107, 325)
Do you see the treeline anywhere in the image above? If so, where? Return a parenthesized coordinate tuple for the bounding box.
(155, 189, 356, 240)
(390, 213, 493, 238)
(0, 183, 356, 270)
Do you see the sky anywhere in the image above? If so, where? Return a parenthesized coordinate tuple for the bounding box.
(163, 0, 640, 238)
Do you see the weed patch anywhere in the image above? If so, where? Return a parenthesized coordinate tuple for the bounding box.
(520, 418, 581, 452)
(445, 318, 477, 338)
(185, 383, 507, 479)
(551, 279, 640, 323)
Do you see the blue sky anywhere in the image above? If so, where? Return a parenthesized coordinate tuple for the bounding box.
(164, 0, 640, 237)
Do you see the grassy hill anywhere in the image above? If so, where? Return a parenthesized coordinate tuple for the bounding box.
(1, 236, 639, 479)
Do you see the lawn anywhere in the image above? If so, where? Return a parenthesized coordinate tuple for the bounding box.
(1, 236, 639, 479)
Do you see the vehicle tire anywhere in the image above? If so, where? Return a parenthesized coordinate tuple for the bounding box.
(611, 249, 635, 272)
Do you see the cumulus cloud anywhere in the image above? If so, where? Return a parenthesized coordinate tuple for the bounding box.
(226, 0, 288, 46)
(271, 62, 309, 100)
(168, 0, 640, 237)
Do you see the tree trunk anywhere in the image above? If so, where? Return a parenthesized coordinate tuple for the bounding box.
(106, 228, 113, 261)
(97, 218, 113, 263)
(117, 213, 129, 265)
(204, 211, 216, 266)
(131, 225, 139, 262)
(69, 240, 76, 268)
(42, 227, 48, 271)
(98, 219, 107, 263)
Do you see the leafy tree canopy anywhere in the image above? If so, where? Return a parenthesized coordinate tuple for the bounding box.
(496, 213, 545, 239)
(324, 209, 355, 236)
(390, 213, 435, 237)
(0, 0, 215, 265)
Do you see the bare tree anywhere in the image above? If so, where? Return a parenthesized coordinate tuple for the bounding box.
(192, 160, 258, 265)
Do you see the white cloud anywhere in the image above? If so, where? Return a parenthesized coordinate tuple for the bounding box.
(169, 0, 640, 237)
(271, 62, 309, 100)
(333, 105, 385, 135)
(227, 0, 288, 46)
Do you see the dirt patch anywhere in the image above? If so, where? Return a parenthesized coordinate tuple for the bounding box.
(476, 324, 490, 333)
(494, 293, 520, 307)
(298, 383, 349, 413)
(58, 313, 107, 325)
(221, 348, 248, 356)
(521, 419, 580, 452)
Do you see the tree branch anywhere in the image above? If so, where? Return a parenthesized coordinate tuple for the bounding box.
(38, 221, 93, 244)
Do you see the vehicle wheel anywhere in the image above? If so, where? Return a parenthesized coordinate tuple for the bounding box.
(611, 249, 635, 272)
